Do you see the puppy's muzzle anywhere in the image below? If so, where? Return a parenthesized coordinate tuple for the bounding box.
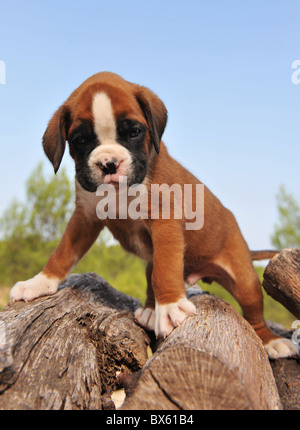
(88, 143, 133, 185)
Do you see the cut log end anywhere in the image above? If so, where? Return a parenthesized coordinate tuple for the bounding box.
(121, 294, 282, 410)
(122, 347, 254, 410)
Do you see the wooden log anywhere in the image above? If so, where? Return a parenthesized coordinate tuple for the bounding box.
(270, 358, 300, 410)
(121, 293, 282, 410)
(262, 249, 300, 409)
(263, 248, 300, 319)
(263, 321, 300, 410)
(0, 273, 149, 410)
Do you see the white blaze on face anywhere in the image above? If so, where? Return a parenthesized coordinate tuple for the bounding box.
(92, 91, 117, 145)
(89, 91, 133, 183)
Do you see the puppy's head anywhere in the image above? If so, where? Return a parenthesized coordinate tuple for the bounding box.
(42, 72, 168, 192)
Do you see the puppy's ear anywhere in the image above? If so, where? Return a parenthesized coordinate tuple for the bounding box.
(42, 105, 71, 173)
(135, 86, 168, 154)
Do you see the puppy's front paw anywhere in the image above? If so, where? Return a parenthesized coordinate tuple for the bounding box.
(155, 298, 197, 338)
(265, 338, 299, 359)
(9, 272, 60, 302)
(135, 307, 156, 331)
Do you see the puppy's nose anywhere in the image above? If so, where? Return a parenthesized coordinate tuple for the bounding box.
(98, 160, 119, 175)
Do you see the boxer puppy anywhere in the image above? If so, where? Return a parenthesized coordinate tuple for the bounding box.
(10, 72, 298, 359)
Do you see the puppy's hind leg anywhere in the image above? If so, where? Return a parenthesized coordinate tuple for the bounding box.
(217, 255, 298, 359)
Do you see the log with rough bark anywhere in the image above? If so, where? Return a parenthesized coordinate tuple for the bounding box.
(263, 248, 300, 319)
(270, 357, 300, 410)
(258, 320, 300, 410)
(0, 274, 292, 410)
(262, 249, 300, 411)
(121, 293, 282, 410)
(0, 273, 149, 410)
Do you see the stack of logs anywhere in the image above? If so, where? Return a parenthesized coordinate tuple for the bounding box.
(0, 248, 299, 410)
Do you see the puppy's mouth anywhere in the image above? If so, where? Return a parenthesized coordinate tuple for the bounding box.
(100, 160, 131, 187)
(103, 174, 122, 186)
(77, 168, 131, 193)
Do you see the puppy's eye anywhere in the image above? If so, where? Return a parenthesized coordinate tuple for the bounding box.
(129, 128, 141, 139)
(72, 136, 86, 145)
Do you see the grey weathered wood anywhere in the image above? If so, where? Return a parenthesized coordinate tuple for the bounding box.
(0, 273, 149, 410)
(263, 248, 300, 319)
(121, 294, 282, 410)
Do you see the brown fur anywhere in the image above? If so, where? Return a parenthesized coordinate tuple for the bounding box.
(40, 72, 280, 345)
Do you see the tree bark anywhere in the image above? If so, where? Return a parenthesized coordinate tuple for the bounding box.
(121, 293, 282, 410)
(0, 273, 149, 410)
(262, 248, 300, 410)
(263, 248, 300, 319)
(270, 358, 300, 410)
(1, 273, 296, 410)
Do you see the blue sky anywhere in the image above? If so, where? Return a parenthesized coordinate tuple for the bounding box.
(0, 0, 299, 250)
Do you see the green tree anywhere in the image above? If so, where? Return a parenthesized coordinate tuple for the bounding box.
(271, 185, 300, 249)
(0, 162, 147, 303)
(1, 162, 74, 242)
(0, 163, 74, 284)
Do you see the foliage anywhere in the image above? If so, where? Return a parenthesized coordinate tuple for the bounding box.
(271, 185, 300, 249)
(76, 242, 147, 303)
(0, 162, 73, 243)
(0, 286, 10, 309)
(0, 163, 73, 285)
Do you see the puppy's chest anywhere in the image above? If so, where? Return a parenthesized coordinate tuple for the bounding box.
(106, 219, 153, 261)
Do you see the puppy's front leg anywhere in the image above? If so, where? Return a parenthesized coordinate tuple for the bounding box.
(137, 220, 196, 338)
(10, 209, 103, 302)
